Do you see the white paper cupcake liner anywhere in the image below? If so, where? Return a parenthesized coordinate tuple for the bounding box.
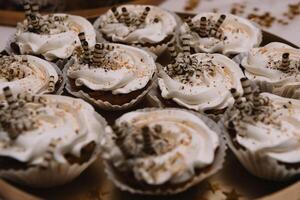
(0, 155, 97, 188)
(50, 62, 66, 95)
(103, 107, 227, 195)
(4, 31, 17, 56)
(63, 60, 156, 111)
(144, 78, 165, 108)
(93, 9, 181, 56)
(219, 109, 300, 181)
(233, 53, 300, 99)
(0, 113, 107, 188)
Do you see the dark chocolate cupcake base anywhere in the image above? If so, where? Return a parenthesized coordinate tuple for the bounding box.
(66, 77, 155, 111)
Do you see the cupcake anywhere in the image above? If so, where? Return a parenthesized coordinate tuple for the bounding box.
(93, 5, 179, 55)
(0, 87, 108, 187)
(0, 54, 64, 96)
(240, 42, 300, 99)
(157, 36, 244, 115)
(101, 108, 226, 194)
(221, 77, 300, 180)
(179, 13, 262, 56)
(65, 40, 156, 110)
(10, 2, 96, 62)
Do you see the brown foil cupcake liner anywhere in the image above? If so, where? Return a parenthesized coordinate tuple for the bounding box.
(103, 107, 227, 195)
(64, 59, 157, 111)
(0, 113, 107, 188)
(219, 109, 300, 180)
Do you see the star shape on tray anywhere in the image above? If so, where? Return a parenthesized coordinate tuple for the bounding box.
(207, 182, 221, 193)
(223, 189, 242, 200)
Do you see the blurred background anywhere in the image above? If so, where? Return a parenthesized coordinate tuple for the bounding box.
(1, 0, 300, 49)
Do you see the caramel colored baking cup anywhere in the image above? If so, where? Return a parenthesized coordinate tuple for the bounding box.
(219, 109, 300, 181)
(64, 60, 157, 111)
(0, 113, 107, 188)
(103, 108, 227, 195)
(93, 10, 181, 56)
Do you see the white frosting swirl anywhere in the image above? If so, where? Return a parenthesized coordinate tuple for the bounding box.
(0, 95, 105, 165)
(67, 43, 156, 95)
(102, 109, 219, 185)
(158, 53, 244, 111)
(180, 13, 261, 55)
(0, 55, 58, 97)
(94, 5, 177, 45)
(242, 42, 300, 86)
(15, 14, 96, 61)
(233, 93, 300, 164)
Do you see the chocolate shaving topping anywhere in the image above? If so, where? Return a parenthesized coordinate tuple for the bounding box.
(226, 79, 284, 136)
(0, 87, 47, 140)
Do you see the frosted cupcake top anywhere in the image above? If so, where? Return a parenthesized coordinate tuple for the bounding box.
(15, 3, 95, 61)
(67, 41, 156, 95)
(0, 55, 59, 97)
(0, 88, 106, 166)
(242, 42, 300, 84)
(158, 36, 244, 111)
(101, 108, 220, 185)
(180, 13, 261, 55)
(94, 5, 177, 46)
(226, 78, 300, 164)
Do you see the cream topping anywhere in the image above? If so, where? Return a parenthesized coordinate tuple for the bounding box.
(67, 43, 156, 95)
(15, 14, 96, 61)
(230, 93, 300, 164)
(180, 13, 261, 55)
(0, 55, 58, 97)
(158, 53, 244, 111)
(0, 95, 105, 165)
(101, 109, 219, 185)
(95, 5, 177, 45)
(243, 42, 300, 85)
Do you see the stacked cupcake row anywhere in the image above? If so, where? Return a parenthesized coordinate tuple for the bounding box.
(0, 2, 299, 196)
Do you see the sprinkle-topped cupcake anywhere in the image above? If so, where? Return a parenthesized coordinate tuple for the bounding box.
(101, 108, 225, 194)
(0, 87, 108, 187)
(94, 5, 179, 55)
(12, 2, 96, 61)
(0, 54, 64, 96)
(179, 13, 261, 56)
(65, 35, 156, 110)
(222, 77, 300, 180)
(241, 42, 300, 98)
(157, 35, 244, 114)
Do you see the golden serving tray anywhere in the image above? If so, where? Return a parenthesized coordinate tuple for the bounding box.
(0, 7, 299, 200)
